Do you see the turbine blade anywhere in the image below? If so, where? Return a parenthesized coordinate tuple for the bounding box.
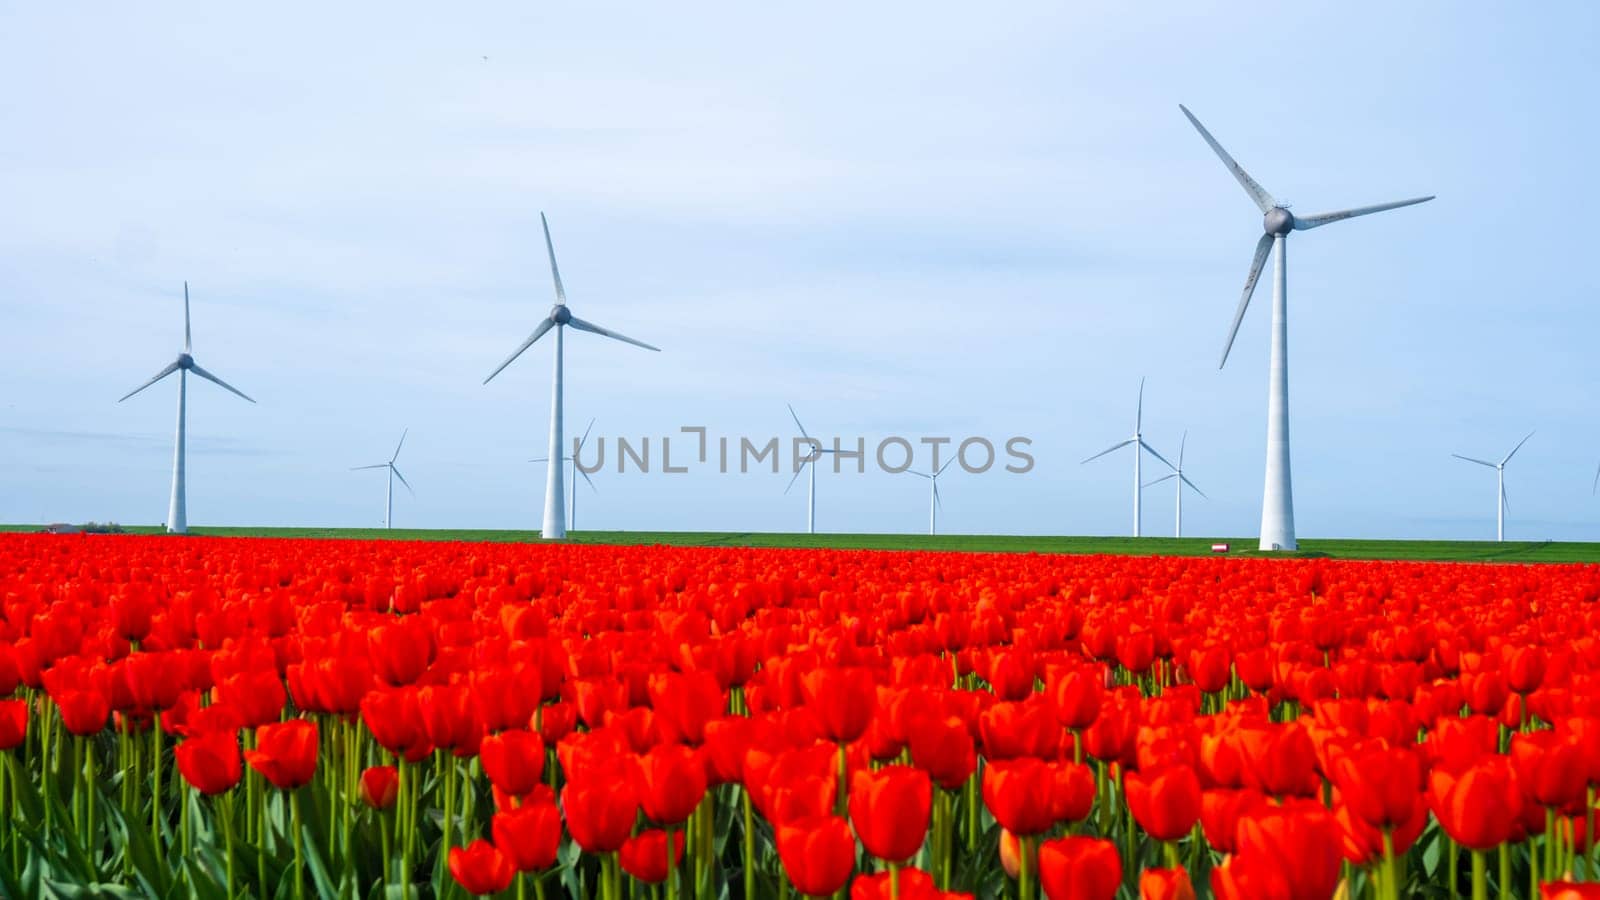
(1592, 462, 1598, 496)
(1452, 454, 1496, 468)
(933, 480, 943, 512)
(1142, 474, 1178, 488)
(1136, 377, 1145, 433)
(906, 471, 932, 479)
(118, 361, 182, 402)
(1081, 439, 1134, 465)
(936, 458, 955, 477)
(391, 428, 408, 463)
(566, 316, 660, 352)
(1178, 430, 1187, 467)
(576, 417, 596, 453)
(579, 465, 597, 492)
(1180, 473, 1207, 499)
(189, 363, 257, 403)
(1501, 483, 1510, 513)
(1220, 233, 1274, 369)
(1178, 104, 1277, 213)
(1140, 439, 1176, 472)
(350, 464, 388, 470)
(1501, 431, 1535, 465)
(183, 281, 192, 353)
(529, 457, 549, 463)
(783, 460, 809, 495)
(541, 212, 566, 305)
(788, 404, 811, 441)
(1292, 196, 1435, 231)
(483, 316, 556, 384)
(392, 466, 415, 496)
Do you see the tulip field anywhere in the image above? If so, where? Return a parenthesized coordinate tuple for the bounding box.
(7, 534, 1600, 899)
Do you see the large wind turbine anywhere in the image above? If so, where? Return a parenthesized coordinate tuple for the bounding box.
(1082, 379, 1174, 537)
(531, 417, 597, 532)
(1453, 432, 1533, 542)
(1142, 431, 1206, 538)
(907, 459, 956, 536)
(785, 404, 837, 534)
(352, 429, 413, 529)
(118, 283, 255, 534)
(483, 214, 658, 540)
(1181, 104, 1434, 551)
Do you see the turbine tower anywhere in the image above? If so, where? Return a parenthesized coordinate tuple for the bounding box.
(785, 404, 837, 534)
(907, 458, 956, 536)
(1142, 431, 1207, 538)
(119, 283, 255, 534)
(484, 214, 658, 540)
(1181, 104, 1434, 551)
(352, 429, 413, 529)
(1082, 378, 1174, 537)
(1453, 432, 1533, 542)
(531, 417, 597, 532)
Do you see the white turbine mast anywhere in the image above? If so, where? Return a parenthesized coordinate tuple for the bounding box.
(483, 213, 658, 540)
(906, 458, 956, 536)
(1453, 431, 1533, 542)
(352, 428, 414, 529)
(1141, 430, 1207, 538)
(1082, 378, 1175, 537)
(531, 417, 597, 532)
(1181, 104, 1434, 551)
(784, 404, 838, 535)
(118, 282, 255, 534)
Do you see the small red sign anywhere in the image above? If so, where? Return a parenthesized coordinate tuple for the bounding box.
(1211, 543, 1230, 553)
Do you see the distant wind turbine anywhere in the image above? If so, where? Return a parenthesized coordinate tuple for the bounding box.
(352, 429, 413, 529)
(483, 213, 658, 540)
(1181, 104, 1434, 551)
(531, 417, 597, 532)
(785, 404, 837, 534)
(1592, 461, 1598, 496)
(1453, 431, 1533, 542)
(1141, 431, 1206, 538)
(1082, 378, 1174, 537)
(906, 458, 956, 536)
(119, 283, 255, 534)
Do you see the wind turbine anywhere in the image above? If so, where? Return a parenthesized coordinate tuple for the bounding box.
(118, 283, 255, 534)
(352, 429, 413, 529)
(483, 213, 658, 540)
(1082, 378, 1174, 537)
(1181, 104, 1434, 551)
(906, 458, 955, 536)
(1141, 431, 1207, 538)
(785, 404, 837, 534)
(1453, 432, 1533, 542)
(531, 417, 597, 532)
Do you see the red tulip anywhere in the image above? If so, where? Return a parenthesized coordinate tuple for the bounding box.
(1330, 744, 1423, 830)
(619, 828, 684, 884)
(480, 728, 546, 797)
(848, 765, 931, 864)
(1511, 730, 1587, 810)
(1429, 757, 1523, 850)
(983, 758, 1056, 836)
(801, 667, 876, 744)
(369, 616, 435, 686)
(1124, 765, 1202, 842)
(493, 802, 563, 872)
(175, 730, 243, 795)
(245, 719, 319, 790)
(909, 714, 977, 791)
(1050, 666, 1104, 730)
(360, 765, 399, 809)
(55, 688, 111, 737)
(0, 699, 27, 750)
(636, 743, 708, 826)
(1236, 723, 1318, 798)
(562, 776, 639, 853)
(648, 670, 724, 745)
(447, 839, 515, 896)
(1141, 867, 1197, 900)
(1038, 836, 1121, 900)
(1542, 883, 1600, 899)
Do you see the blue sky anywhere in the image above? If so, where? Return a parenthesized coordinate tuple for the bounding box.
(2, 2, 1597, 540)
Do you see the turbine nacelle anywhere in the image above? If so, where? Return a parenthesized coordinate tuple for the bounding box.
(176, 353, 195, 369)
(1263, 207, 1294, 236)
(552, 305, 572, 325)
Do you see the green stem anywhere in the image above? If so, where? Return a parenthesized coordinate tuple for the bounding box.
(1498, 844, 1510, 900)
(667, 826, 678, 900)
(292, 789, 304, 900)
(84, 740, 96, 866)
(152, 712, 164, 869)
(835, 743, 848, 815)
(1018, 835, 1035, 900)
(742, 789, 755, 900)
(399, 758, 412, 900)
(221, 792, 236, 900)
(1472, 850, 1486, 900)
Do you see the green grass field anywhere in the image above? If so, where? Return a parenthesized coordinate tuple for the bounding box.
(4, 524, 1599, 563)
